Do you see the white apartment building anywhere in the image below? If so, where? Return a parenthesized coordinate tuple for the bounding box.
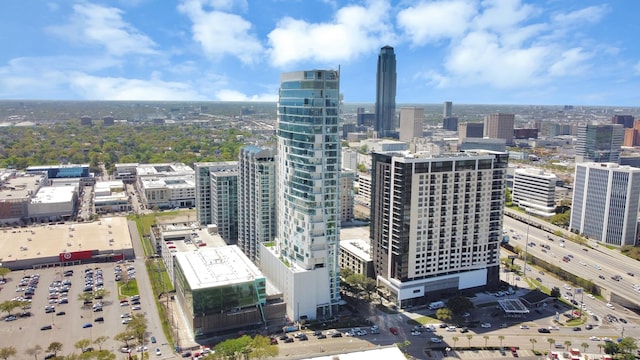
(570, 162, 640, 246)
(512, 168, 557, 218)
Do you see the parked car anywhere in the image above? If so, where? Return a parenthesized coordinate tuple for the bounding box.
(40, 325, 52, 331)
(82, 323, 93, 328)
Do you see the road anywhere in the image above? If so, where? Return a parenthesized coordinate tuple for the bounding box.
(503, 214, 640, 307)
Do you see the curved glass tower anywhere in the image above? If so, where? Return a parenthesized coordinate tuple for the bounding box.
(277, 69, 341, 319)
(375, 45, 397, 138)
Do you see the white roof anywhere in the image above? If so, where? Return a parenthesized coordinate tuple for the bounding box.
(340, 239, 371, 261)
(31, 186, 75, 204)
(174, 245, 264, 290)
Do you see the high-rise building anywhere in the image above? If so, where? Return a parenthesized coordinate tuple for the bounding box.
(370, 150, 508, 308)
(512, 168, 557, 218)
(261, 69, 341, 321)
(194, 162, 237, 227)
(443, 117, 458, 131)
(398, 107, 424, 142)
(575, 124, 624, 163)
(458, 122, 484, 140)
(570, 162, 640, 246)
(612, 115, 635, 128)
(483, 113, 515, 145)
(238, 146, 276, 262)
(443, 101, 453, 118)
(375, 46, 397, 138)
(211, 166, 239, 245)
(341, 148, 358, 171)
(340, 170, 355, 223)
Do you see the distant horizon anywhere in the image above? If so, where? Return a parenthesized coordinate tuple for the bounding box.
(0, 99, 639, 110)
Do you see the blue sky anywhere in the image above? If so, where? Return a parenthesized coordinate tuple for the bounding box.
(0, 0, 638, 105)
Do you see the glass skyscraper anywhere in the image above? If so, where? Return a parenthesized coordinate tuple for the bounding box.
(375, 46, 397, 138)
(276, 69, 341, 318)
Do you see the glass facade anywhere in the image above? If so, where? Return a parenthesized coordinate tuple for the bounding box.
(277, 70, 342, 317)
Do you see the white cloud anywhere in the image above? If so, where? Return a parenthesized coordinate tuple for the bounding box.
(548, 48, 591, 77)
(267, 0, 395, 67)
(47, 3, 157, 56)
(472, 0, 539, 32)
(69, 73, 205, 101)
(397, 0, 477, 45)
(178, 0, 263, 65)
(214, 89, 277, 102)
(552, 5, 609, 25)
(634, 61, 640, 75)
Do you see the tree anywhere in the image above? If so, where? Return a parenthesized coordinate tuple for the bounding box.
(505, 187, 512, 205)
(446, 296, 474, 315)
(604, 341, 619, 355)
(0, 267, 10, 281)
(581, 342, 589, 354)
(125, 313, 148, 349)
(114, 331, 135, 348)
(214, 335, 253, 359)
(93, 336, 109, 351)
(597, 343, 604, 353)
(0, 300, 21, 316)
(564, 340, 572, 350)
(618, 337, 638, 355)
(547, 338, 555, 349)
(435, 307, 453, 323)
(483, 335, 489, 349)
(466, 334, 473, 347)
(46, 342, 63, 357)
(530, 338, 537, 351)
(498, 335, 505, 348)
(25, 345, 42, 360)
(74, 339, 91, 353)
(249, 335, 279, 360)
(550, 287, 561, 298)
(452, 336, 459, 350)
(0, 347, 16, 360)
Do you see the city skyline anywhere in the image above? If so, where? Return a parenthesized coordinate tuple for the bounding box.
(1, 1, 639, 106)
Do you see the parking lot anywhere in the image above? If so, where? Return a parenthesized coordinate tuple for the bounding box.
(0, 261, 157, 357)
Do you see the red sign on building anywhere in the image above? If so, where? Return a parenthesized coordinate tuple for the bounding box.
(59, 250, 94, 262)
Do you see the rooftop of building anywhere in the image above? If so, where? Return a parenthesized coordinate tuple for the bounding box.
(31, 185, 76, 204)
(136, 162, 194, 177)
(340, 238, 371, 261)
(174, 245, 265, 290)
(0, 172, 44, 201)
(0, 217, 132, 263)
(139, 176, 195, 189)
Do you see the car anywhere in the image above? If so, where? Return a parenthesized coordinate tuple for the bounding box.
(585, 324, 593, 330)
(44, 354, 56, 359)
(40, 325, 53, 331)
(430, 337, 443, 343)
(181, 352, 192, 358)
(95, 317, 104, 322)
(599, 275, 606, 280)
(45, 308, 55, 313)
(481, 322, 491, 328)
(122, 319, 131, 325)
(587, 293, 595, 299)
(151, 336, 156, 343)
(284, 337, 294, 343)
(19, 311, 32, 318)
(121, 313, 131, 318)
(136, 346, 147, 352)
(519, 325, 529, 330)
(331, 332, 342, 338)
(459, 327, 469, 333)
(4, 315, 17, 322)
(446, 326, 457, 332)
(573, 327, 581, 331)
(270, 337, 278, 345)
(82, 348, 94, 353)
(298, 334, 308, 341)
(590, 336, 600, 341)
(390, 327, 399, 335)
(411, 330, 421, 336)
(56, 311, 66, 316)
(155, 348, 162, 356)
(548, 326, 559, 331)
(619, 318, 628, 324)
(93, 307, 103, 312)
(317, 334, 327, 339)
(83, 323, 93, 328)
(627, 272, 634, 277)
(538, 328, 550, 333)
(511, 347, 519, 357)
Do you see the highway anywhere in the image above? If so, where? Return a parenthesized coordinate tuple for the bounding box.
(503, 215, 640, 309)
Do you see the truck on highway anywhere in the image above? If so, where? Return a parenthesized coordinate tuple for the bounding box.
(428, 301, 445, 310)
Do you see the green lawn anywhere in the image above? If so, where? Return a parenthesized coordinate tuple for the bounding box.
(119, 279, 139, 298)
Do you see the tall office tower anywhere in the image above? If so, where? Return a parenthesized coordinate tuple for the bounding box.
(443, 101, 453, 118)
(483, 113, 515, 145)
(399, 107, 424, 141)
(194, 162, 238, 226)
(375, 46, 397, 138)
(341, 148, 358, 171)
(512, 168, 557, 218)
(623, 120, 640, 147)
(211, 166, 239, 245)
(370, 150, 508, 308)
(575, 124, 624, 163)
(443, 117, 458, 131)
(458, 122, 484, 140)
(570, 162, 640, 246)
(263, 69, 341, 321)
(340, 170, 355, 223)
(238, 146, 276, 262)
(612, 115, 635, 128)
